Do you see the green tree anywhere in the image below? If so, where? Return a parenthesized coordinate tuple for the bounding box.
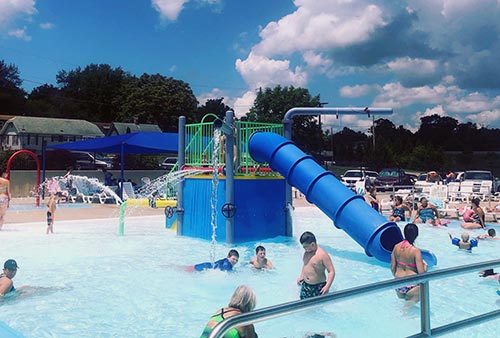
(56, 64, 132, 122)
(247, 86, 324, 156)
(26, 84, 62, 117)
(0, 60, 26, 114)
(119, 73, 198, 131)
(192, 97, 233, 123)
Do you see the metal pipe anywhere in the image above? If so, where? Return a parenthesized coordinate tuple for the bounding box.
(177, 116, 186, 236)
(223, 111, 235, 243)
(207, 259, 500, 338)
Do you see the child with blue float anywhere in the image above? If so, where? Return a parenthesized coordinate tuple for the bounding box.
(186, 249, 239, 272)
(448, 232, 478, 252)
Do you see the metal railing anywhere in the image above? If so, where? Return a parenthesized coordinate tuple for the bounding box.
(208, 259, 500, 338)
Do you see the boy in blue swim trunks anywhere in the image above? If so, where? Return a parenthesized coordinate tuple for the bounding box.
(297, 231, 335, 299)
(186, 249, 239, 272)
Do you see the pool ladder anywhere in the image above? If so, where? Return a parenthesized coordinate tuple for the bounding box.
(207, 259, 500, 338)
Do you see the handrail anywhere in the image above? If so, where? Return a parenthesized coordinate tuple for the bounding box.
(208, 259, 500, 338)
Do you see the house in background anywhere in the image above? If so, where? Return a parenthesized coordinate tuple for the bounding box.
(106, 122, 162, 136)
(0, 116, 104, 154)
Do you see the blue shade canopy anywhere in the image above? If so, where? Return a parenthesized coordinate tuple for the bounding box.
(47, 132, 178, 154)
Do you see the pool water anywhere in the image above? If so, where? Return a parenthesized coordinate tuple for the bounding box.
(1, 207, 499, 338)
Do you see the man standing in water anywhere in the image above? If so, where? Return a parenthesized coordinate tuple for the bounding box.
(297, 231, 335, 299)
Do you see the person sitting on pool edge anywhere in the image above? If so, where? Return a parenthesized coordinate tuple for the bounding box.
(249, 245, 273, 269)
(448, 232, 478, 252)
(186, 249, 239, 272)
(0, 259, 18, 296)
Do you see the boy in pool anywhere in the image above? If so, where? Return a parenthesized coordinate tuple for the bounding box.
(448, 232, 478, 252)
(297, 231, 335, 299)
(186, 249, 239, 272)
(249, 245, 273, 269)
(46, 192, 62, 234)
(476, 228, 499, 240)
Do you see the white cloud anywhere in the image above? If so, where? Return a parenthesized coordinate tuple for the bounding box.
(302, 51, 332, 72)
(387, 57, 438, 75)
(466, 109, 500, 128)
(196, 88, 225, 106)
(151, 0, 189, 21)
(8, 27, 31, 41)
(372, 82, 461, 109)
(0, 0, 36, 27)
(40, 22, 54, 30)
(253, 0, 386, 57)
(446, 92, 500, 113)
(232, 91, 256, 118)
(235, 52, 308, 89)
(340, 84, 379, 98)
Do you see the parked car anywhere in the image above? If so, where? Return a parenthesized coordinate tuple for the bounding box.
(159, 157, 178, 171)
(72, 152, 113, 170)
(374, 168, 415, 191)
(340, 169, 379, 188)
(460, 170, 500, 193)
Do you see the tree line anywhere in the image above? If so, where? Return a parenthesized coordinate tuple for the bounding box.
(2, 59, 500, 174)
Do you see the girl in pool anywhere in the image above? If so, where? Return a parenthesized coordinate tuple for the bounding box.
(390, 223, 428, 303)
(0, 169, 11, 231)
(461, 198, 486, 230)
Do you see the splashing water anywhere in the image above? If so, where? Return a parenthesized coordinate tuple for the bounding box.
(42, 175, 123, 204)
(134, 169, 206, 200)
(210, 128, 222, 264)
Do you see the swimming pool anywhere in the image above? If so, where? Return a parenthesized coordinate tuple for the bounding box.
(1, 207, 499, 337)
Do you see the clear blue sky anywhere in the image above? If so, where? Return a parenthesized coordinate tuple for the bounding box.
(2, 0, 500, 132)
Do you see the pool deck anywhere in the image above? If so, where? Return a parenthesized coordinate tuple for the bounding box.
(4, 193, 492, 226)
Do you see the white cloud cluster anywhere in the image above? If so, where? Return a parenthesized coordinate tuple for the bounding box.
(0, 0, 36, 27)
(151, 0, 189, 21)
(235, 52, 308, 90)
(0, 0, 36, 41)
(231, 0, 500, 129)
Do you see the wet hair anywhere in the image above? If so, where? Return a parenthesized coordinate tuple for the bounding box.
(420, 197, 428, 203)
(395, 196, 403, 204)
(488, 228, 496, 237)
(228, 285, 256, 313)
(461, 232, 470, 242)
(55, 192, 63, 197)
(471, 198, 480, 206)
(403, 223, 419, 244)
(227, 249, 239, 258)
(255, 245, 265, 254)
(300, 231, 316, 245)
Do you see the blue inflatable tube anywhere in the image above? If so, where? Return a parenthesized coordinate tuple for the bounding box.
(249, 132, 437, 266)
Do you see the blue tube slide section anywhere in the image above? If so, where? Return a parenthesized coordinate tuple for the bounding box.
(249, 132, 437, 266)
(0, 321, 25, 338)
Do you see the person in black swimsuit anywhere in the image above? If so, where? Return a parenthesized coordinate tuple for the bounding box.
(0, 259, 18, 296)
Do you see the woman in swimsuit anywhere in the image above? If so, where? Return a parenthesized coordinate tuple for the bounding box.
(413, 197, 440, 226)
(461, 198, 486, 230)
(390, 223, 428, 302)
(199, 285, 258, 338)
(389, 196, 411, 222)
(0, 169, 11, 231)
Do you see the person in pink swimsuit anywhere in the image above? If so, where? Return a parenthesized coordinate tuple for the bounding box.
(390, 223, 428, 302)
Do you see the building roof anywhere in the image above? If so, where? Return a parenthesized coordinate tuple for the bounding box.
(0, 116, 104, 136)
(109, 122, 162, 135)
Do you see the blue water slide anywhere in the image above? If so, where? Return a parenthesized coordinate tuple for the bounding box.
(0, 321, 25, 338)
(249, 132, 437, 266)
